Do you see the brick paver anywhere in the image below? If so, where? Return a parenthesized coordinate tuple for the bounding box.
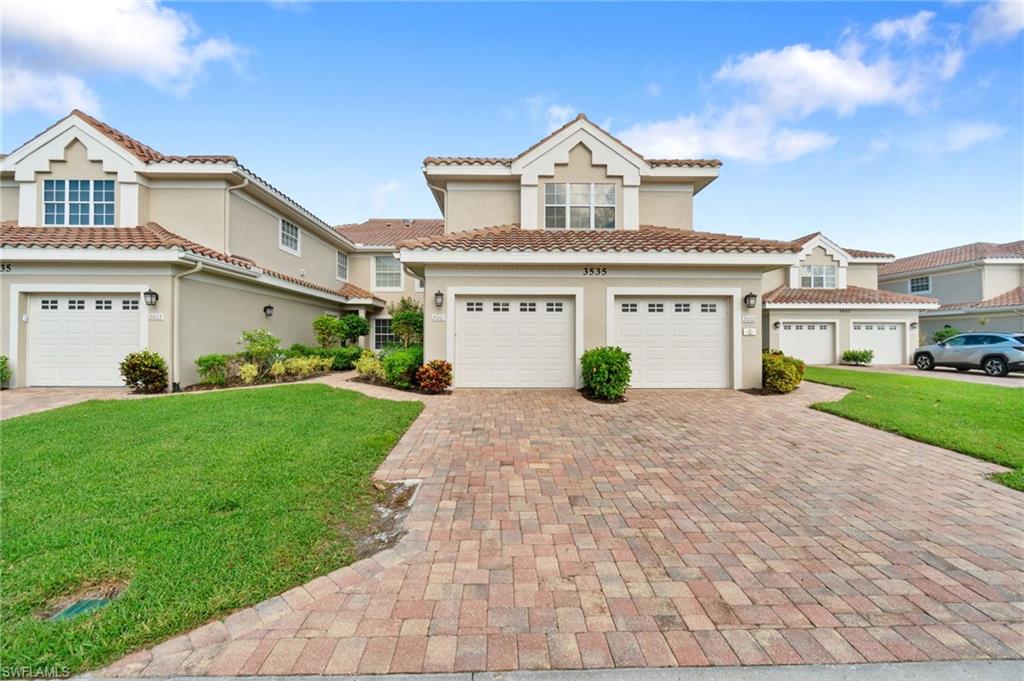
(100, 380, 1023, 676)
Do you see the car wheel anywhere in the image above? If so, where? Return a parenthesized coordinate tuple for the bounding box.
(983, 357, 1009, 377)
(915, 354, 934, 370)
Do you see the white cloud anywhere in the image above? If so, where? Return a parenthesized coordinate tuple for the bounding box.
(370, 181, 403, 212)
(646, 82, 662, 97)
(870, 11, 936, 43)
(970, 1, 1024, 45)
(860, 136, 892, 162)
(523, 95, 576, 131)
(1, 66, 100, 116)
(933, 121, 1007, 152)
(2, 0, 243, 114)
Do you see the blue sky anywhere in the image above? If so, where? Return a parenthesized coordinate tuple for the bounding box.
(3, 1, 1022, 256)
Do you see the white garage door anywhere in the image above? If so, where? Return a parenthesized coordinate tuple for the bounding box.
(614, 297, 731, 388)
(851, 322, 906, 364)
(779, 322, 835, 365)
(454, 296, 574, 387)
(27, 294, 143, 386)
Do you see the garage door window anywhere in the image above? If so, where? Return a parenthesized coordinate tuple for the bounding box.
(68, 299, 85, 310)
(648, 303, 664, 313)
(122, 299, 139, 310)
(621, 303, 638, 313)
(701, 303, 718, 313)
(493, 302, 510, 312)
(546, 302, 564, 313)
(466, 301, 483, 312)
(674, 303, 691, 313)
(95, 300, 112, 310)
(519, 302, 536, 312)
(41, 299, 58, 310)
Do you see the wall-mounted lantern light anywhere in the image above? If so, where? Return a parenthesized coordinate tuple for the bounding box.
(434, 290, 444, 308)
(773, 321, 781, 330)
(744, 292, 758, 309)
(910, 321, 918, 329)
(143, 289, 159, 306)
(263, 304, 274, 318)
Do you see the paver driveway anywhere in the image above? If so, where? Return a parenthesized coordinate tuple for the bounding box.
(104, 381, 1023, 676)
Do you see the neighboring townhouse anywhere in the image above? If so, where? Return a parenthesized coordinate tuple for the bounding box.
(334, 218, 442, 349)
(395, 114, 936, 389)
(0, 110, 382, 389)
(878, 241, 1024, 339)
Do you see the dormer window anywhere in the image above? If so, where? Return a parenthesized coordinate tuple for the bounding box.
(800, 265, 837, 288)
(43, 179, 115, 226)
(544, 182, 615, 229)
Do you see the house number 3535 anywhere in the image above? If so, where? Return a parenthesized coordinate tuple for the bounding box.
(582, 267, 607, 276)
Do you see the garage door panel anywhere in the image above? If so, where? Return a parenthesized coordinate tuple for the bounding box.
(779, 322, 835, 365)
(851, 322, 905, 365)
(616, 297, 730, 388)
(27, 294, 142, 386)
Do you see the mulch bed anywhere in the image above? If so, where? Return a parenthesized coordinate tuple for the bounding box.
(347, 375, 451, 396)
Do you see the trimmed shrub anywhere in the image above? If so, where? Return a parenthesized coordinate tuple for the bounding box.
(580, 346, 632, 400)
(339, 314, 370, 344)
(195, 353, 231, 386)
(120, 350, 169, 394)
(762, 350, 805, 394)
(239, 363, 259, 385)
(355, 350, 385, 381)
(933, 326, 961, 343)
(287, 344, 361, 370)
(313, 314, 370, 347)
(382, 345, 424, 389)
(0, 355, 9, 389)
(282, 356, 333, 379)
(238, 329, 280, 364)
(269, 360, 287, 381)
(416, 359, 453, 394)
(841, 349, 874, 366)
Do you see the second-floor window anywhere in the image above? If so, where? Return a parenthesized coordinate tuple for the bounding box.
(44, 179, 115, 226)
(336, 251, 348, 281)
(800, 265, 836, 288)
(374, 255, 402, 289)
(909, 276, 931, 293)
(544, 182, 615, 229)
(280, 219, 300, 254)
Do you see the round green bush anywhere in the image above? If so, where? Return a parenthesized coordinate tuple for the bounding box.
(580, 346, 632, 400)
(762, 350, 805, 394)
(120, 350, 169, 394)
(382, 345, 423, 389)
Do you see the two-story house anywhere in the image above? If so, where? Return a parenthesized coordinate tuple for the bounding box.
(878, 241, 1024, 340)
(0, 110, 383, 389)
(394, 114, 937, 388)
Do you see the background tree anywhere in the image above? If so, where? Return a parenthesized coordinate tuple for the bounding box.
(387, 297, 423, 347)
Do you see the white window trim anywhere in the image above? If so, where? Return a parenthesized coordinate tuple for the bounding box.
(371, 254, 404, 292)
(799, 264, 838, 289)
(605, 287, 743, 389)
(279, 218, 301, 256)
(42, 179, 116, 226)
(336, 251, 348, 282)
(544, 182, 616, 230)
(373, 316, 396, 349)
(909, 276, 931, 294)
(446, 286, 584, 388)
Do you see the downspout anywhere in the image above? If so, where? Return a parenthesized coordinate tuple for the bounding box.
(426, 181, 447, 230)
(223, 174, 249, 256)
(171, 261, 204, 392)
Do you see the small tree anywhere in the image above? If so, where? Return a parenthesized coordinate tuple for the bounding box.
(313, 314, 344, 347)
(238, 329, 281, 364)
(933, 326, 960, 343)
(339, 314, 369, 345)
(388, 297, 423, 348)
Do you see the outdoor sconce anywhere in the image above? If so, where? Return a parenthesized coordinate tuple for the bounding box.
(744, 292, 757, 309)
(434, 290, 444, 308)
(263, 304, 274, 318)
(143, 289, 159, 306)
(773, 321, 781, 330)
(910, 321, 919, 329)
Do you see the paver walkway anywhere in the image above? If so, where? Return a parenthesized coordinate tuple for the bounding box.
(102, 379, 1023, 676)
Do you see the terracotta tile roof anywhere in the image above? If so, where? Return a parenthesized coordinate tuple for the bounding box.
(763, 285, 938, 306)
(399, 224, 800, 254)
(423, 113, 721, 170)
(937, 286, 1024, 311)
(71, 110, 236, 164)
(789, 231, 893, 258)
(879, 240, 1024, 278)
(0, 222, 378, 303)
(335, 218, 445, 247)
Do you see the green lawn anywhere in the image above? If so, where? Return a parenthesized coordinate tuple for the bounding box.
(0, 384, 422, 674)
(804, 367, 1024, 490)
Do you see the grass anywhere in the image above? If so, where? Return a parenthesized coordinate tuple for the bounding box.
(804, 366, 1024, 490)
(0, 384, 422, 674)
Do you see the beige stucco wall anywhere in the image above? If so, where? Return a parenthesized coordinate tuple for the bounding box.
(349, 251, 426, 348)
(421, 265, 766, 389)
(761, 267, 787, 291)
(880, 268, 982, 305)
(765, 308, 922, 363)
(921, 312, 1024, 340)
(445, 183, 519, 233)
(847, 264, 879, 289)
(982, 263, 1023, 299)
(638, 185, 693, 229)
(34, 141, 116, 226)
(536, 144, 624, 231)
(0, 264, 175, 388)
(1, 183, 18, 221)
(801, 246, 840, 268)
(148, 183, 227, 248)
(177, 272, 343, 386)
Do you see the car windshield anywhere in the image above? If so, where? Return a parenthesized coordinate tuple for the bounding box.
(1014, 335, 1024, 342)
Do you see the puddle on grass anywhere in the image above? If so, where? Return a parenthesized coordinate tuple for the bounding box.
(37, 579, 127, 621)
(344, 480, 418, 560)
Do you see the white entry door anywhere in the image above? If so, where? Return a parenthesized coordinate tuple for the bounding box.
(27, 294, 144, 386)
(454, 296, 575, 387)
(779, 322, 835, 365)
(851, 322, 906, 364)
(614, 297, 731, 388)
